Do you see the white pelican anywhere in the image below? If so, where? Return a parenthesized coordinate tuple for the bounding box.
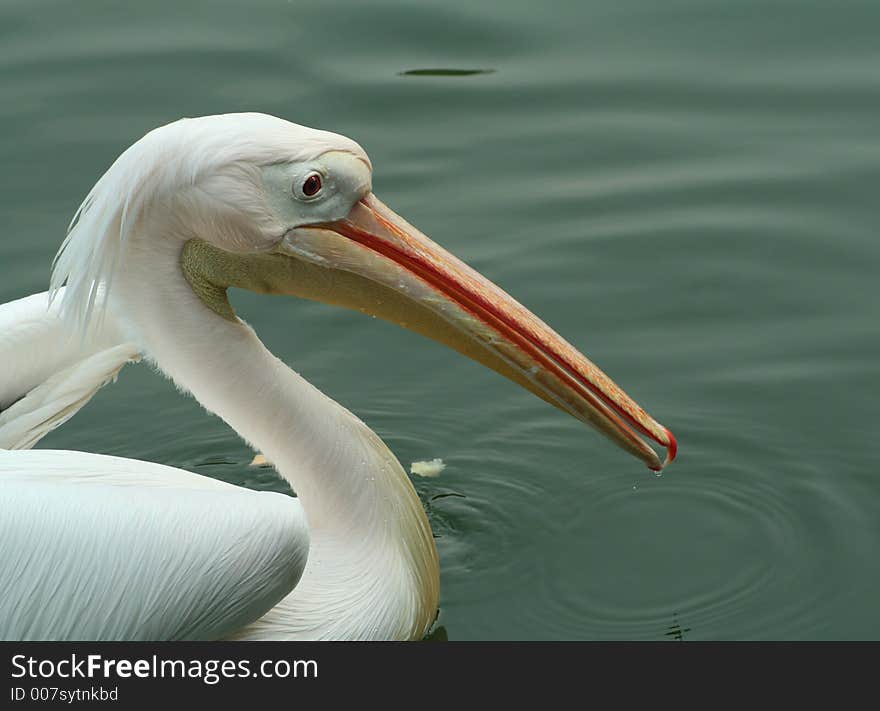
(0, 113, 676, 640)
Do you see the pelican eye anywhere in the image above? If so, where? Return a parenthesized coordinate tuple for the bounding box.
(301, 172, 322, 198)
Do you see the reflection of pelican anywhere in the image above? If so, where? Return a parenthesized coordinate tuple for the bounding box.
(0, 114, 676, 640)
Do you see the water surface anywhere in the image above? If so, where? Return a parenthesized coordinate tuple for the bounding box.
(1, 0, 878, 639)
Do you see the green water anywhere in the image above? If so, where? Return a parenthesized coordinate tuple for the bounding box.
(2, 0, 879, 640)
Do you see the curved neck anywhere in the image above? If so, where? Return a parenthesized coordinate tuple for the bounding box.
(110, 230, 438, 639)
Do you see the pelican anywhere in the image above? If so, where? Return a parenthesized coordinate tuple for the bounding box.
(0, 113, 676, 640)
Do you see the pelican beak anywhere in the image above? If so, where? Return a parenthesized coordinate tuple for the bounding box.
(276, 193, 676, 471)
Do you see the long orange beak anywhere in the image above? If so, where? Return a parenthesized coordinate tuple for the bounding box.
(279, 193, 676, 471)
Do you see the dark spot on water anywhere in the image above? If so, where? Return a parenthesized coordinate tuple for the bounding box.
(664, 612, 691, 641)
(194, 457, 237, 467)
(430, 491, 467, 501)
(399, 68, 495, 77)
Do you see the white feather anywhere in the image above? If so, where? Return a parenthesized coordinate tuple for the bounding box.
(0, 450, 308, 641)
(0, 290, 138, 449)
(0, 344, 138, 450)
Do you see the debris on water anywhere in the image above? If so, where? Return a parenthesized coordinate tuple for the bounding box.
(429, 491, 466, 501)
(195, 457, 236, 468)
(410, 458, 446, 477)
(664, 613, 691, 641)
(399, 68, 495, 77)
(249, 453, 271, 468)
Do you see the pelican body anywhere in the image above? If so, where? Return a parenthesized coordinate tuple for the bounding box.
(0, 113, 675, 640)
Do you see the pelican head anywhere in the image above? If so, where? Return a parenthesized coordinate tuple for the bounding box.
(54, 112, 676, 471)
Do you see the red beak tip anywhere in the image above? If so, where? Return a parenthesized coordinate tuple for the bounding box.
(647, 427, 678, 472)
(662, 426, 678, 468)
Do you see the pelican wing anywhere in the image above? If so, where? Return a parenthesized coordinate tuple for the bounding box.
(0, 450, 309, 640)
(0, 291, 138, 449)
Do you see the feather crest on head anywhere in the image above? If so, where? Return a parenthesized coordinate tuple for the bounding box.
(49, 113, 368, 333)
